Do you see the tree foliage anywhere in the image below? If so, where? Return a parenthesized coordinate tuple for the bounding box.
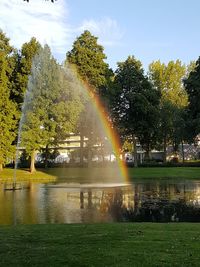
(148, 60, 189, 160)
(0, 30, 17, 170)
(149, 60, 188, 107)
(21, 45, 83, 171)
(112, 56, 160, 162)
(66, 30, 109, 92)
(184, 57, 200, 141)
(66, 30, 111, 165)
(11, 37, 41, 107)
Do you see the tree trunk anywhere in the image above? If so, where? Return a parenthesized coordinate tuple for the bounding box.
(163, 136, 167, 163)
(0, 162, 3, 172)
(80, 132, 84, 166)
(44, 145, 49, 169)
(145, 145, 151, 161)
(30, 150, 36, 173)
(133, 134, 138, 167)
(181, 140, 185, 163)
(80, 191, 84, 209)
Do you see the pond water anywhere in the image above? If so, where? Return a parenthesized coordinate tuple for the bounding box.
(1, 179, 200, 224)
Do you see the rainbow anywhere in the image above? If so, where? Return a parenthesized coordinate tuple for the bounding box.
(69, 64, 129, 182)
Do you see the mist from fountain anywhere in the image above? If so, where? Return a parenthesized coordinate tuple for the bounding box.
(12, 46, 127, 189)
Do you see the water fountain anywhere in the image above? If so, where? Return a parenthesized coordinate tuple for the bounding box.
(4, 45, 128, 191)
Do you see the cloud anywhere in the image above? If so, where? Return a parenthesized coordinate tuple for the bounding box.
(0, 1, 123, 62)
(78, 17, 123, 46)
(0, 0, 70, 55)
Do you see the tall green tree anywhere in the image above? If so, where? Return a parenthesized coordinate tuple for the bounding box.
(156, 100, 186, 162)
(9, 38, 41, 160)
(148, 60, 188, 161)
(10, 38, 41, 169)
(66, 30, 109, 92)
(184, 57, 200, 142)
(112, 56, 160, 166)
(10, 37, 41, 107)
(149, 60, 188, 107)
(0, 30, 17, 171)
(171, 107, 187, 161)
(0, 30, 13, 54)
(0, 29, 16, 95)
(66, 30, 111, 166)
(21, 45, 82, 172)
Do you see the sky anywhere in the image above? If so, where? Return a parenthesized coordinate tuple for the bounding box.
(1, 0, 200, 71)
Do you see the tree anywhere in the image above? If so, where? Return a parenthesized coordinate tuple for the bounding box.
(171, 107, 187, 162)
(66, 30, 111, 166)
(21, 45, 82, 172)
(66, 30, 109, 92)
(149, 60, 188, 107)
(184, 57, 200, 142)
(156, 100, 184, 162)
(10, 37, 41, 108)
(148, 60, 188, 162)
(112, 56, 160, 166)
(0, 30, 13, 54)
(0, 29, 16, 95)
(0, 31, 17, 171)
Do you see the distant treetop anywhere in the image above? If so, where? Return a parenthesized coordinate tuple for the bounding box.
(23, 0, 57, 2)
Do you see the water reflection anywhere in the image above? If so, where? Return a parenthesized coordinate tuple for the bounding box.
(1, 180, 200, 224)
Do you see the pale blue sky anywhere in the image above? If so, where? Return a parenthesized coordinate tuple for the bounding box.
(67, 0, 200, 70)
(1, 0, 200, 72)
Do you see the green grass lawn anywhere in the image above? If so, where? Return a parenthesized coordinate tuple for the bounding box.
(129, 167, 200, 179)
(0, 168, 56, 183)
(0, 223, 200, 267)
(0, 167, 126, 183)
(0, 166, 200, 182)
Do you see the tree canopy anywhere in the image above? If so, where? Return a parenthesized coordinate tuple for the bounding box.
(11, 37, 41, 107)
(21, 45, 83, 172)
(66, 30, 109, 92)
(66, 30, 112, 166)
(112, 56, 160, 163)
(148, 60, 190, 161)
(148, 60, 188, 107)
(184, 57, 200, 141)
(0, 31, 17, 171)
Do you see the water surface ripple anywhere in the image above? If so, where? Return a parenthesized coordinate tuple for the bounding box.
(1, 179, 200, 224)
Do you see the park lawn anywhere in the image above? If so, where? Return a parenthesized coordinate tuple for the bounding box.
(0, 167, 200, 182)
(0, 223, 200, 267)
(0, 168, 56, 183)
(129, 167, 200, 179)
(0, 167, 124, 183)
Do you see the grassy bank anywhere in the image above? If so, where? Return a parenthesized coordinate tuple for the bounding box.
(0, 166, 200, 182)
(0, 168, 56, 183)
(0, 167, 125, 183)
(129, 167, 200, 179)
(0, 223, 200, 266)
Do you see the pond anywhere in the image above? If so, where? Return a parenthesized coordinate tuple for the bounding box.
(1, 179, 200, 224)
